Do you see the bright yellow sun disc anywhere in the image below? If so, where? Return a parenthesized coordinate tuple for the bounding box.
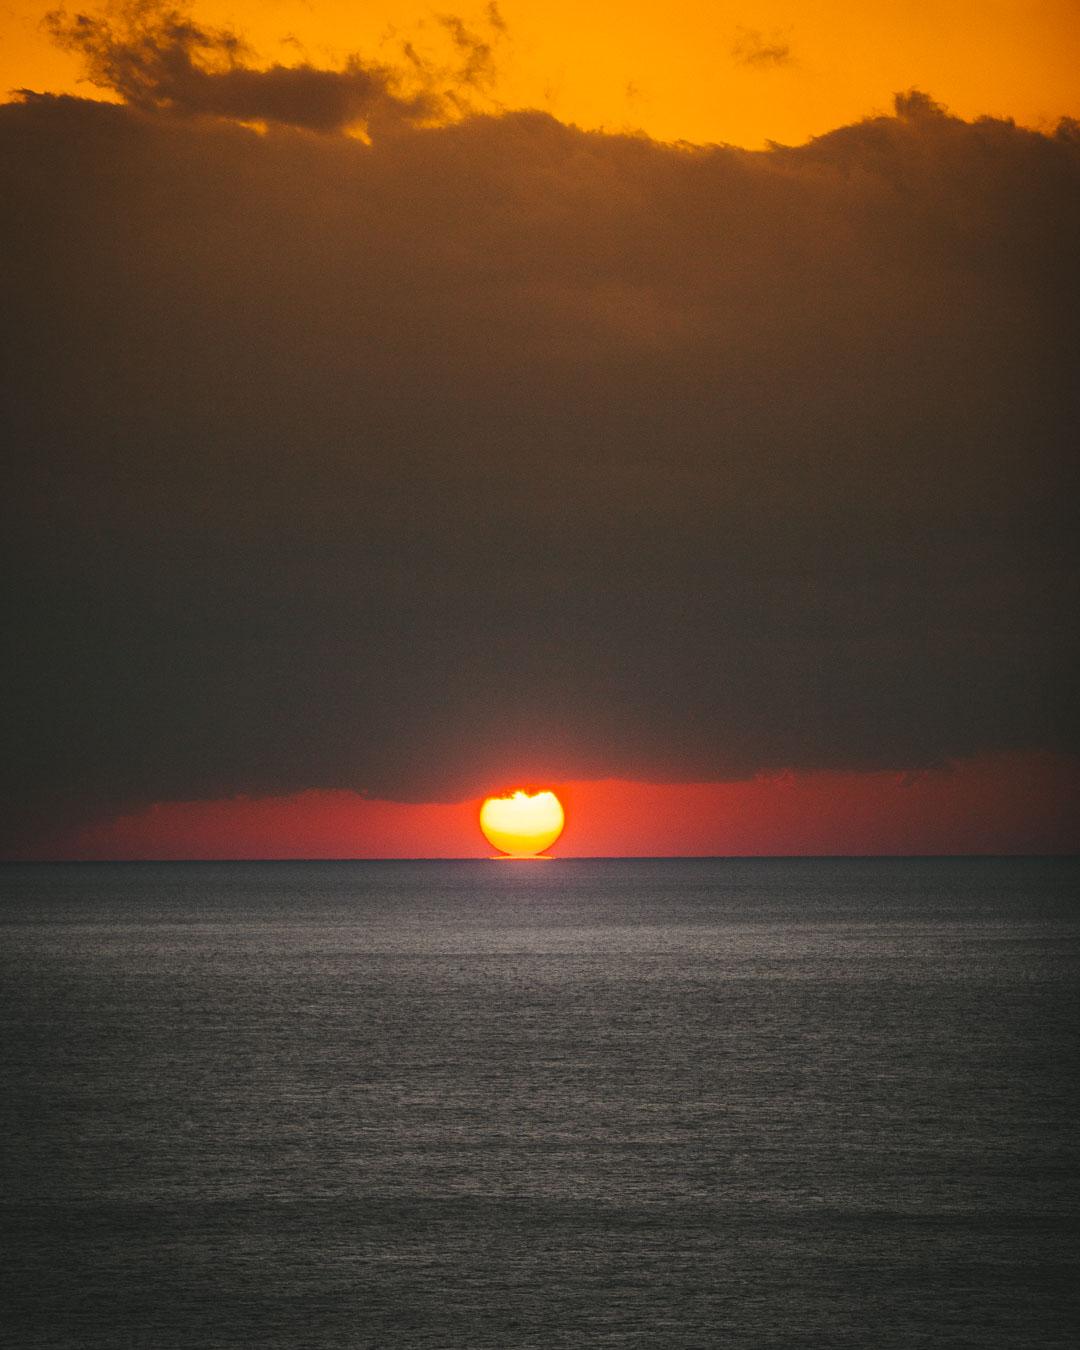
(479, 790, 565, 857)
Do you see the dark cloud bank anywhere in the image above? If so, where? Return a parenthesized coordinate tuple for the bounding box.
(2, 63, 1078, 849)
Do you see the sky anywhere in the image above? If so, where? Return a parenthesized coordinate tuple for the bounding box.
(3, 0, 1079, 147)
(2, 1, 1078, 858)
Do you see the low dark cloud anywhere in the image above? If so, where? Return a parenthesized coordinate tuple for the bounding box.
(1, 82, 1078, 849)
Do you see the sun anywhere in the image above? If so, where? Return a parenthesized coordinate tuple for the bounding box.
(479, 790, 565, 858)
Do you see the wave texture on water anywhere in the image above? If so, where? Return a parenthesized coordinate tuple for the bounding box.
(2, 857, 1078, 1347)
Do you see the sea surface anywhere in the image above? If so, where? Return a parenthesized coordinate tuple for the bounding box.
(1, 857, 1078, 1348)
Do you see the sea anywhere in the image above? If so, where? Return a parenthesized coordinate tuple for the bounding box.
(1, 857, 1077, 1348)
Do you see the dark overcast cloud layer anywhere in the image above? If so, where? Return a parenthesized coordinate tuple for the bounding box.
(2, 89, 1078, 846)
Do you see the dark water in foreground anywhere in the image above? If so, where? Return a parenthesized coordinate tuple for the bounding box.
(1, 857, 1078, 1348)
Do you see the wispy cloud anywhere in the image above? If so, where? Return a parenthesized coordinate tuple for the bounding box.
(731, 25, 792, 69)
(44, 1, 508, 135)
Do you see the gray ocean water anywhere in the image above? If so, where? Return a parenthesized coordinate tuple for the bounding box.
(1, 857, 1078, 1348)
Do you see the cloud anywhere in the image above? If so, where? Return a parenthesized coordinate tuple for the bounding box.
(731, 26, 792, 68)
(436, 11, 501, 90)
(892, 88, 948, 120)
(1, 86, 1077, 849)
(42, 1, 508, 134)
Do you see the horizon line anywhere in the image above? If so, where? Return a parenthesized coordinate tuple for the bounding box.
(2, 853, 1077, 865)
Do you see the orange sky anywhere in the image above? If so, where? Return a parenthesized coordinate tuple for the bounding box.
(53, 753, 1079, 859)
(3, 0, 1078, 146)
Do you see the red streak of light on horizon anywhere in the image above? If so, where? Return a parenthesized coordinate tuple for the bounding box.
(55, 751, 1080, 860)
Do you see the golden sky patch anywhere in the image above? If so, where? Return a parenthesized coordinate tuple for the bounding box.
(2, 0, 1078, 145)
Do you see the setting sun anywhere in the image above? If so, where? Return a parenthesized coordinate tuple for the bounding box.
(479, 790, 565, 857)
